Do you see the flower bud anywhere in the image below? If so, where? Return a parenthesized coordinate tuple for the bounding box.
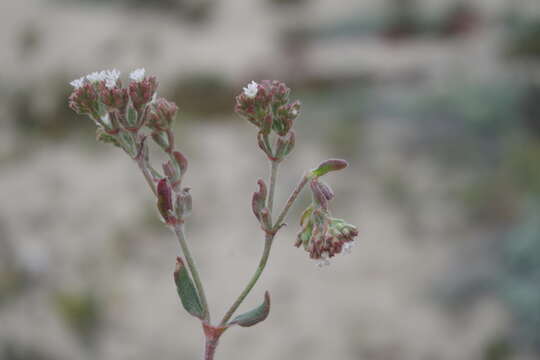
(252, 179, 267, 221)
(274, 100, 300, 136)
(310, 180, 329, 210)
(98, 82, 128, 112)
(172, 151, 188, 177)
(68, 82, 100, 117)
(274, 130, 295, 161)
(147, 98, 177, 131)
(311, 159, 348, 177)
(157, 179, 174, 224)
(163, 160, 181, 191)
(129, 75, 158, 111)
(317, 180, 334, 201)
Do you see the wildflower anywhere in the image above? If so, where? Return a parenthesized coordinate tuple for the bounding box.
(130, 68, 146, 82)
(70, 76, 85, 89)
(243, 81, 258, 98)
(104, 69, 120, 89)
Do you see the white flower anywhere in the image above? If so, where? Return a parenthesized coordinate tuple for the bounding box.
(86, 70, 106, 82)
(129, 68, 146, 82)
(343, 242, 353, 254)
(104, 69, 120, 89)
(243, 81, 258, 98)
(69, 76, 85, 89)
(291, 108, 298, 116)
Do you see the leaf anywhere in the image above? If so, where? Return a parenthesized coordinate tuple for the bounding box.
(229, 291, 271, 327)
(174, 257, 205, 319)
(311, 159, 348, 177)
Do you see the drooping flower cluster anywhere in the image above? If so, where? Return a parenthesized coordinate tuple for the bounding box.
(235, 80, 300, 162)
(295, 166, 358, 266)
(68, 68, 190, 227)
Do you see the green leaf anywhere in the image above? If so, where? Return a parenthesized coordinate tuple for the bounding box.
(311, 159, 348, 177)
(174, 257, 205, 319)
(229, 291, 271, 327)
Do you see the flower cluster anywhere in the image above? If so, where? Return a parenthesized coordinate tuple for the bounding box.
(68, 68, 190, 226)
(235, 80, 299, 162)
(295, 176, 358, 266)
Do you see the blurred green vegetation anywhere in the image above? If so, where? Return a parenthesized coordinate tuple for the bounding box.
(54, 291, 101, 348)
(390, 76, 540, 352)
(505, 15, 540, 59)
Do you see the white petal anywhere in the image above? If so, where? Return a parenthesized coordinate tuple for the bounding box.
(129, 68, 146, 82)
(243, 81, 258, 98)
(69, 76, 85, 89)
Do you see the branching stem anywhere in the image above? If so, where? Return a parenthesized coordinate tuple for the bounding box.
(219, 164, 309, 327)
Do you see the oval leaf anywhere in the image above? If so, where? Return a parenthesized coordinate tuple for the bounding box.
(229, 291, 270, 327)
(311, 159, 348, 177)
(174, 257, 204, 319)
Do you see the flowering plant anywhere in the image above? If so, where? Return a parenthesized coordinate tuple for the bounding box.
(68, 69, 358, 359)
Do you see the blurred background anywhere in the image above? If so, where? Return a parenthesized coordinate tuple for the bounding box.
(1, 0, 540, 359)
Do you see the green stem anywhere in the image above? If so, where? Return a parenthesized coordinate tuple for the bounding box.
(220, 233, 273, 326)
(174, 223, 210, 322)
(273, 174, 310, 230)
(267, 161, 279, 217)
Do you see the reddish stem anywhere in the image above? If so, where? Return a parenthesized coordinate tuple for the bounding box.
(202, 323, 226, 360)
(204, 337, 219, 360)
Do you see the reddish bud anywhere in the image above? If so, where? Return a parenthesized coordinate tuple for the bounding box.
(310, 180, 329, 210)
(129, 76, 158, 111)
(68, 83, 99, 117)
(172, 151, 188, 176)
(98, 82, 128, 111)
(157, 179, 174, 223)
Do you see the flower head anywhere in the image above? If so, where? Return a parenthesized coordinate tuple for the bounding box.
(104, 69, 120, 89)
(243, 81, 259, 98)
(130, 68, 146, 82)
(295, 179, 358, 265)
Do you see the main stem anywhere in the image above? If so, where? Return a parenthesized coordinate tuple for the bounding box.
(174, 223, 210, 321)
(204, 337, 219, 360)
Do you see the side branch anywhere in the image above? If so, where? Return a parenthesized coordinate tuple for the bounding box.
(273, 174, 309, 231)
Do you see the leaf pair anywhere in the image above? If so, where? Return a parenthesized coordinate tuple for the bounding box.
(174, 258, 271, 327)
